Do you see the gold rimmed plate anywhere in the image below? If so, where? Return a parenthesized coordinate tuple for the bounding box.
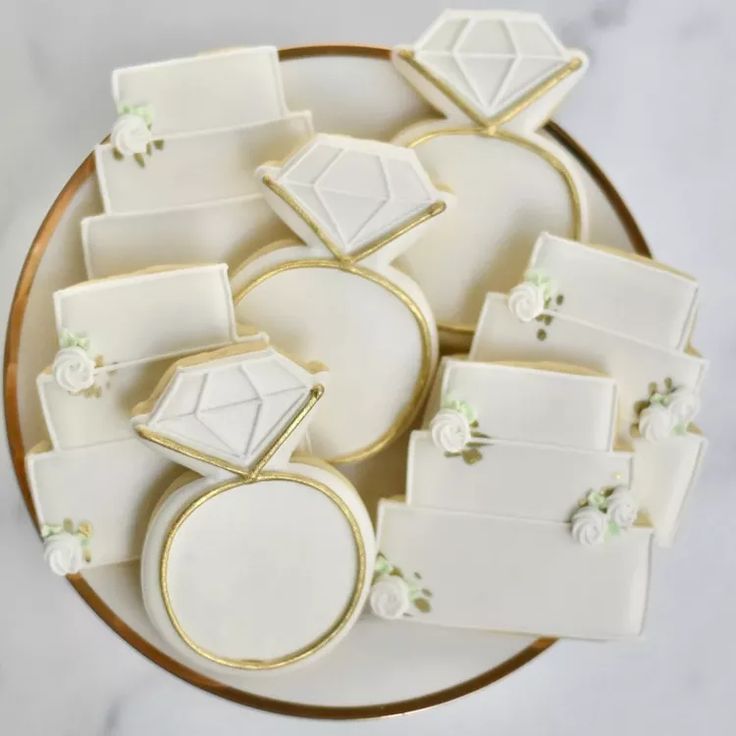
(3, 45, 649, 719)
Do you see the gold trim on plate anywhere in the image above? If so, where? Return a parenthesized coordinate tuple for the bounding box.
(3, 44, 650, 720)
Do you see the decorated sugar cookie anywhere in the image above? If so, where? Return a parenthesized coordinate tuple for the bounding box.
(230, 133, 448, 463)
(392, 10, 589, 340)
(134, 343, 375, 672)
(86, 47, 304, 277)
(27, 264, 263, 572)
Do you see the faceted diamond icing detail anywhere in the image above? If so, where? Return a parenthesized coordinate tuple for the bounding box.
(146, 351, 313, 467)
(413, 12, 570, 119)
(276, 138, 438, 255)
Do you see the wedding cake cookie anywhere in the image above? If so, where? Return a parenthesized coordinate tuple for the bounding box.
(471, 232, 708, 544)
(28, 264, 262, 572)
(375, 360, 652, 639)
(84, 48, 306, 278)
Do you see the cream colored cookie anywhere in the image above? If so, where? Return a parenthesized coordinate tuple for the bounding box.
(231, 133, 449, 463)
(134, 343, 375, 673)
(392, 10, 589, 343)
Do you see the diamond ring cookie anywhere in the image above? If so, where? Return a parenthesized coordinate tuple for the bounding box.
(134, 343, 375, 672)
(392, 10, 589, 341)
(231, 133, 449, 463)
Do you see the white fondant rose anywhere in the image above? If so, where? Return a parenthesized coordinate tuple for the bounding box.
(369, 574, 411, 619)
(52, 346, 95, 394)
(606, 486, 638, 529)
(571, 505, 608, 546)
(667, 386, 700, 428)
(430, 408, 471, 453)
(638, 402, 674, 443)
(508, 281, 546, 322)
(43, 532, 84, 576)
(111, 113, 152, 156)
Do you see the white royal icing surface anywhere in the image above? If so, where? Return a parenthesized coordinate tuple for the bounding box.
(570, 505, 608, 546)
(111, 113, 153, 157)
(42, 531, 85, 576)
(369, 575, 412, 620)
(52, 346, 96, 394)
(232, 133, 444, 462)
(508, 280, 546, 322)
(429, 407, 471, 453)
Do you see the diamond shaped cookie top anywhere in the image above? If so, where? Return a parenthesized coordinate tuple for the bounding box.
(409, 10, 577, 122)
(134, 345, 324, 474)
(263, 134, 440, 257)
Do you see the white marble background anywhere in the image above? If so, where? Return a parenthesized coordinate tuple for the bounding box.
(1, 0, 734, 733)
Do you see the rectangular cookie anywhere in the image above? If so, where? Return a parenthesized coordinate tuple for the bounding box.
(82, 195, 290, 279)
(408, 431, 632, 522)
(426, 357, 619, 452)
(525, 233, 699, 349)
(113, 47, 290, 134)
(376, 499, 652, 639)
(95, 113, 313, 213)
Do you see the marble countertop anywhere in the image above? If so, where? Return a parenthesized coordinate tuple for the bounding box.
(2, 0, 734, 733)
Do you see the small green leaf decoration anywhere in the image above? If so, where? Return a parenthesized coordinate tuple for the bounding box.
(471, 431, 490, 439)
(608, 521, 621, 536)
(134, 153, 146, 168)
(648, 382, 657, 394)
(414, 572, 422, 580)
(422, 588, 433, 597)
(462, 447, 483, 465)
(664, 377, 673, 390)
(112, 148, 123, 161)
(392, 566, 404, 578)
(62, 518, 74, 533)
(146, 142, 153, 156)
(633, 400, 648, 414)
(414, 597, 431, 613)
(470, 420, 479, 428)
(537, 328, 547, 341)
(556, 294, 565, 305)
(153, 139, 165, 150)
(535, 314, 546, 323)
(543, 314, 553, 326)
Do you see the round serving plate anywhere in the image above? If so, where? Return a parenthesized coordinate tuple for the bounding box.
(4, 45, 649, 719)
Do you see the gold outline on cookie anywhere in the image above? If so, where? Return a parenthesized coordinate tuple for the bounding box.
(397, 49, 583, 131)
(261, 174, 446, 264)
(136, 384, 325, 481)
(138, 384, 368, 670)
(404, 126, 583, 337)
(234, 260, 433, 464)
(234, 177, 441, 463)
(160, 471, 366, 670)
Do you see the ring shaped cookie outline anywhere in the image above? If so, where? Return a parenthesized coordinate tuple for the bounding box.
(159, 471, 367, 670)
(234, 176, 444, 464)
(405, 126, 583, 336)
(234, 260, 434, 464)
(397, 51, 585, 336)
(140, 384, 369, 669)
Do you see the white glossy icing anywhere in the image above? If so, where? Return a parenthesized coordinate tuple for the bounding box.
(429, 407, 471, 453)
(369, 574, 411, 620)
(667, 385, 700, 427)
(607, 486, 638, 530)
(52, 346, 96, 394)
(507, 281, 546, 322)
(638, 402, 674, 443)
(570, 505, 607, 546)
(111, 113, 153, 156)
(43, 531, 84, 576)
